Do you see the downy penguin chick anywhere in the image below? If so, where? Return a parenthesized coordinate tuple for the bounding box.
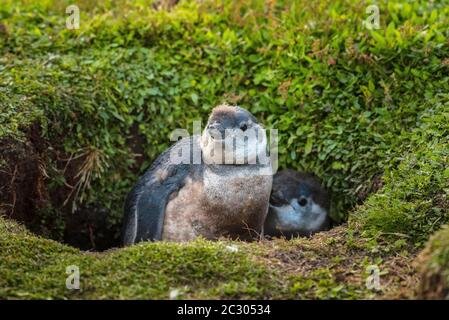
(122, 105, 273, 244)
(264, 169, 330, 238)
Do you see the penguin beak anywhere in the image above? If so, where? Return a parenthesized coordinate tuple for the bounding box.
(290, 199, 301, 212)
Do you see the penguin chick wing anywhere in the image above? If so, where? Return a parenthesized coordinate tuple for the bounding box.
(122, 136, 198, 245)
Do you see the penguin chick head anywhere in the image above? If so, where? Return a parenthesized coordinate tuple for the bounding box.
(200, 104, 267, 165)
(266, 169, 330, 238)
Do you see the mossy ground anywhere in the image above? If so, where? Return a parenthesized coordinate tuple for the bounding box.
(0, 217, 418, 299)
(417, 226, 449, 299)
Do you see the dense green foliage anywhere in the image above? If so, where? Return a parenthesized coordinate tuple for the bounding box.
(1, 1, 449, 240)
(353, 96, 449, 246)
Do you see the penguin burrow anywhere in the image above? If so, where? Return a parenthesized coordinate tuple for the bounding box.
(122, 104, 273, 245)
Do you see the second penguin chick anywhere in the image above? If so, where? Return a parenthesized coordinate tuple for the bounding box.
(264, 169, 331, 238)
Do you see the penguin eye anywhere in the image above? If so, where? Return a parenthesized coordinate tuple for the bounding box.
(299, 197, 308, 207)
(240, 123, 248, 132)
(270, 193, 286, 206)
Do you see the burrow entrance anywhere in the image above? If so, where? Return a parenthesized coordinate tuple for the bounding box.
(0, 125, 348, 251)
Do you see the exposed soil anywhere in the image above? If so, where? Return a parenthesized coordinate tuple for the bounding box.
(0, 124, 48, 229)
(0, 124, 121, 251)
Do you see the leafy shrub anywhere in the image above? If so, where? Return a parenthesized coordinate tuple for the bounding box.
(352, 96, 449, 246)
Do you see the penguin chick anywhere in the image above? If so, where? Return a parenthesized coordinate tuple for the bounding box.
(264, 169, 331, 238)
(122, 104, 273, 245)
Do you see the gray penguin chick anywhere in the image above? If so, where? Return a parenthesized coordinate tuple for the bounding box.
(264, 169, 331, 238)
(122, 105, 273, 245)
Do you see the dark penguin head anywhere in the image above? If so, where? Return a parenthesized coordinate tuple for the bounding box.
(200, 104, 268, 165)
(264, 169, 331, 238)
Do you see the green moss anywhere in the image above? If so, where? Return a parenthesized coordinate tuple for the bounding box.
(0, 218, 418, 299)
(352, 99, 449, 246)
(418, 225, 449, 299)
(0, 217, 276, 299)
(289, 268, 362, 299)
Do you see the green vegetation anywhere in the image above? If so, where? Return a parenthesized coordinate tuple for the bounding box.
(353, 98, 449, 246)
(0, 216, 274, 299)
(0, 0, 448, 299)
(418, 225, 449, 299)
(0, 218, 417, 299)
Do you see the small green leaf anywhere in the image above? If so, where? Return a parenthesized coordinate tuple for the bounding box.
(290, 150, 296, 160)
(191, 93, 199, 105)
(332, 161, 345, 170)
(304, 137, 313, 155)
